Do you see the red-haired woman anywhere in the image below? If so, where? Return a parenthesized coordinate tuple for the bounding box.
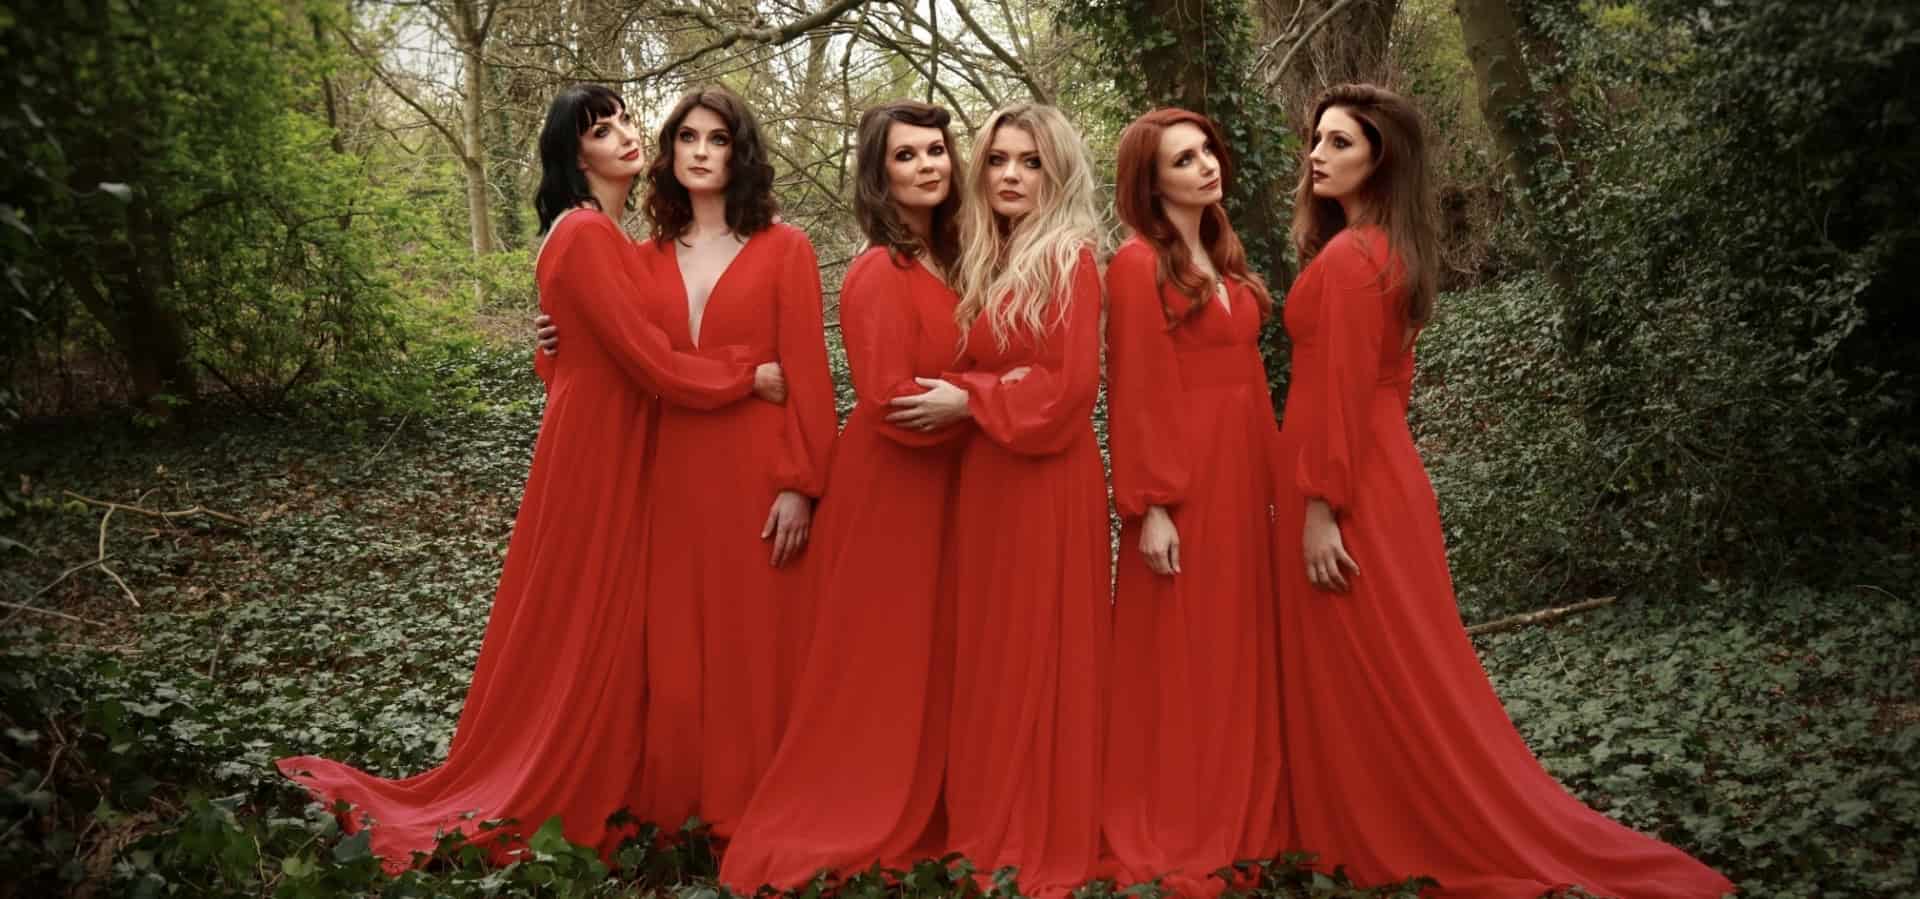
(1100, 108, 1288, 897)
(632, 85, 837, 838)
(1275, 83, 1733, 898)
(719, 100, 971, 891)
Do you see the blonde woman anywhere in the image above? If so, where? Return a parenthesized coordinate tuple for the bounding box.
(888, 103, 1108, 899)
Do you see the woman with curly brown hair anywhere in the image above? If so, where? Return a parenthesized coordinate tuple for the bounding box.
(628, 85, 838, 839)
(1273, 83, 1733, 898)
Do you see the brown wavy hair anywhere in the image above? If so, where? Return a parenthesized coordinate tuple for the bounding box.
(644, 85, 779, 244)
(1289, 83, 1440, 331)
(853, 101, 963, 275)
(1114, 107, 1272, 322)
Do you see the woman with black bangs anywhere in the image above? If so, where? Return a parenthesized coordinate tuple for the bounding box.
(276, 84, 786, 874)
(628, 84, 838, 840)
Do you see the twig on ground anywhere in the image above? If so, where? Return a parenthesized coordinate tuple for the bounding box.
(366, 411, 414, 469)
(1466, 595, 1619, 637)
(0, 600, 107, 627)
(63, 491, 253, 528)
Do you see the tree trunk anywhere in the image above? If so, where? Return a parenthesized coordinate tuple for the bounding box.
(1257, 0, 1401, 114)
(455, 0, 496, 303)
(1455, 0, 1582, 341)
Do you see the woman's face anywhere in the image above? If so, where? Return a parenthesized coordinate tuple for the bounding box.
(886, 121, 952, 211)
(577, 103, 645, 181)
(1154, 121, 1223, 211)
(673, 105, 733, 195)
(1307, 105, 1376, 202)
(982, 124, 1043, 220)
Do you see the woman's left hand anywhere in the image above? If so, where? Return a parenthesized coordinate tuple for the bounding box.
(886, 377, 971, 431)
(762, 489, 812, 567)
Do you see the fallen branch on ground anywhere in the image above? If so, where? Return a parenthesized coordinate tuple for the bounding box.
(62, 491, 253, 528)
(1466, 596, 1619, 637)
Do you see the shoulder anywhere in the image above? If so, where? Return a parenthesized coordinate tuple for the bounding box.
(547, 209, 619, 248)
(761, 221, 817, 253)
(538, 210, 620, 275)
(842, 246, 899, 292)
(1107, 238, 1159, 279)
(1323, 226, 1389, 269)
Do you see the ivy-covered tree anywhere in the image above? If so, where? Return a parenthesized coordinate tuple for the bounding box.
(0, 0, 420, 422)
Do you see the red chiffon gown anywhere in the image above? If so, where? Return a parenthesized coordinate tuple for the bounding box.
(1274, 226, 1734, 898)
(276, 211, 762, 873)
(631, 222, 839, 839)
(939, 248, 1110, 898)
(1101, 238, 1288, 896)
(720, 248, 967, 892)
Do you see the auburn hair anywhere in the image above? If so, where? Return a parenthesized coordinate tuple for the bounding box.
(1113, 107, 1273, 322)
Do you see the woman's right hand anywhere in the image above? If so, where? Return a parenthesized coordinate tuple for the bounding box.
(1140, 505, 1181, 576)
(1303, 498, 1359, 593)
(754, 362, 788, 404)
(535, 313, 560, 356)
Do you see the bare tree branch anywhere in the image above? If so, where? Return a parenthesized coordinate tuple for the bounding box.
(630, 0, 871, 83)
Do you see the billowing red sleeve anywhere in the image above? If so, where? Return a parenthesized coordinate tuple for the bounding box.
(946, 248, 1102, 457)
(1295, 235, 1393, 516)
(544, 216, 756, 409)
(842, 253, 971, 448)
(769, 229, 839, 496)
(533, 345, 554, 387)
(1105, 244, 1192, 519)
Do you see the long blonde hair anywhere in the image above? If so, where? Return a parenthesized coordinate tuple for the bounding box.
(954, 103, 1103, 349)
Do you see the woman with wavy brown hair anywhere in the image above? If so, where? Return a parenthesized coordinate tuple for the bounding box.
(628, 84, 838, 839)
(1273, 82, 1733, 898)
(719, 99, 973, 892)
(1100, 107, 1288, 897)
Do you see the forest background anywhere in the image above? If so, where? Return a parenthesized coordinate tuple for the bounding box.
(1, 0, 1916, 896)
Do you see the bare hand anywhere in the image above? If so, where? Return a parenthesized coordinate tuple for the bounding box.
(1302, 498, 1358, 593)
(535, 313, 560, 356)
(1000, 366, 1032, 384)
(762, 489, 812, 567)
(886, 377, 970, 431)
(754, 362, 788, 404)
(1140, 505, 1181, 576)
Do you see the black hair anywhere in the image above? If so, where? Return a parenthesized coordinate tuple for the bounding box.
(535, 84, 625, 235)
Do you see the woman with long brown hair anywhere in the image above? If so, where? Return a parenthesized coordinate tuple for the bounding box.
(886, 102, 1110, 898)
(1100, 108, 1288, 896)
(1273, 82, 1733, 897)
(718, 99, 973, 891)
(630, 84, 838, 839)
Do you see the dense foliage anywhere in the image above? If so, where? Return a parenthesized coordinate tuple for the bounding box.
(4, 347, 1915, 897)
(1410, 0, 1919, 617)
(0, 0, 476, 424)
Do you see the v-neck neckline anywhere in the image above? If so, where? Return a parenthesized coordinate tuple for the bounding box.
(669, 229, 757, 348)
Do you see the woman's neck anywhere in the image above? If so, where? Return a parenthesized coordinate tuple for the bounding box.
(1164, 200, 1209, 266)
(586, 173, 633, 226)
(900, 204, 933, 248)
(690, 190, 730, 239)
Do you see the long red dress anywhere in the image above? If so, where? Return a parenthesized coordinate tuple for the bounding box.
(719, 247, 967, 892)
(632, 222, 839, 839)
(940, 248, 1110, 899)
(276, 211, 762, 873)
(1101, 238, 1287, 896)
(1274, 226, 1734, 898)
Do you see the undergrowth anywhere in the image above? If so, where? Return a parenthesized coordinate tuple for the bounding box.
(2, 345, 1914, 897)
